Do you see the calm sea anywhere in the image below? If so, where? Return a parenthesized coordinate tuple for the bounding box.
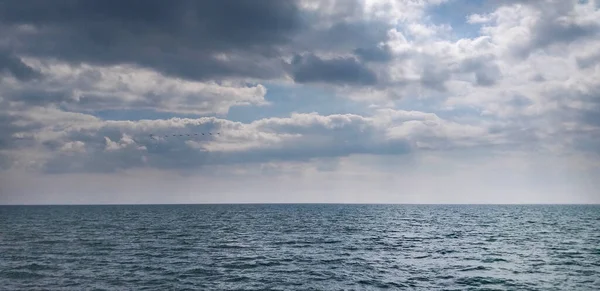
(1, 204, 599, 290)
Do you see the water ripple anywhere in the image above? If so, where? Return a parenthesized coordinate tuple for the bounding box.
(1, 204, 599, 290)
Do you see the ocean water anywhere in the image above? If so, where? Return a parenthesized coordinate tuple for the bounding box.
(1, 204, 599, 290)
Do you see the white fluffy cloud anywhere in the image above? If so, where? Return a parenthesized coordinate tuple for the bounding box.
(344, 0, 600, 158)
(2, 104, 510, 174)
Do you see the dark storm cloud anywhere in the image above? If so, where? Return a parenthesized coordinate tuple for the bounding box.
(0, 0, 305, 81)
(290, 53, 378, 85)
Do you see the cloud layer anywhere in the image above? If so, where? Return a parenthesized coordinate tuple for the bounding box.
(1, 0, 599, 203)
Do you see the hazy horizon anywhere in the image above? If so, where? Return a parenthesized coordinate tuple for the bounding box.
(2, 202, 599, 206)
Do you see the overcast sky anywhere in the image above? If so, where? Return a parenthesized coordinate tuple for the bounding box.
(1, 0, 599, 204)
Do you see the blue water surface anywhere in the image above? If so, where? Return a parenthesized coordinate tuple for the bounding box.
(1, 204, 599, 290)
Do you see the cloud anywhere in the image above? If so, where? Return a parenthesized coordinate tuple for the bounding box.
(526, 1, 600, 53)
(1, 60, 268, 115)
(0, 0, 304, 81)
(424, 0, 600, 157)
(0, 0, 404, 87)
(0, 50, 42, 81)
(354, 44, 393, 63)
(0, 0, 458, 91)
(575, 50, 600, 69)
(473, 0, 600, 59)
(0, 0, 482, 106)
(0, 103, 514, 174)
(289, 53, 378, 85)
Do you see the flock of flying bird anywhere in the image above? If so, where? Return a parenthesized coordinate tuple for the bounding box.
(148, 132, 221, 140)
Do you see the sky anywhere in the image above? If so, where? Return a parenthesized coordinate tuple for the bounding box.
(0, 0, 599, 204)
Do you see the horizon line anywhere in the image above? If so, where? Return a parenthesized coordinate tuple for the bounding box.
(1, 202, 598, 206)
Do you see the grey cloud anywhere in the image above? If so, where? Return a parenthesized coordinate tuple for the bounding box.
(503, 0, 600, 58)
(4, 88, 73, 106)
(0, 114, 24, 149)
(7, 106, 508, 174)
(301, 0, 365, 23)
(576, 51, 600, 69)
(0, 0, 396, 87)
(530, 1, 599, 48)
(354, 45, 393, 63)
(0, 0, 303, 50)
(0, 109, 42, 150)
(0, 50, 42, 81)
(0, 0, 305, 82)
(420, 64, 451, 92)
(576, 89, 600, 130)
(295, 20, 390, 53)
(20, 107, 519, 174)
(0, 104, 523, 174)
(290, 53, 378, 85)
(378, 47, 498, 92)
(30, 114, 411, 174)
(508, 95, 534, 108)
(580, 108, 600, 127)
(557, 82, 600, 126)
(0, 107, 46, 170)
(458, 56, 502, 87)
(157, 114, 408, 165)
(0, 62, 270, 115)
(530, 74, 546, 82)
(0, 152, 11, 170)
(558, 105, 600, 155)
(525, 80, 600, 155)
(475, 70, 498, 87)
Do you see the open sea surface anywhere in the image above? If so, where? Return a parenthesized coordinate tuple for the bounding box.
(1, 204, 599, 290)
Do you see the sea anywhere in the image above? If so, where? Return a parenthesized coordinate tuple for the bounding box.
(1, 204, 599, 290)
